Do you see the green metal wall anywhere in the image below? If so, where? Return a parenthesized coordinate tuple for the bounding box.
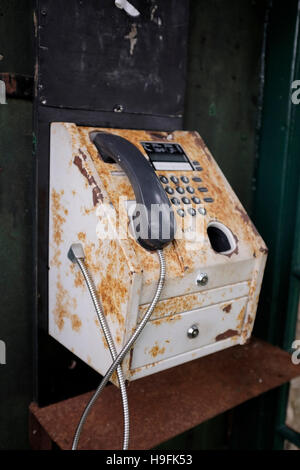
(184, 0, 267, 214)
(0, 0, 34, 449)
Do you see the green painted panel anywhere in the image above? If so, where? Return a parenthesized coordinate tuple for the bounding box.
(184, 0, 267, 213)
(0, 0, 34, 450)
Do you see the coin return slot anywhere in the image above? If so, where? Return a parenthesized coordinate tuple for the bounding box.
(207, 222, 236, 255)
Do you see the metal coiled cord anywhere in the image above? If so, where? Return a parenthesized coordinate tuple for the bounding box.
(72, 249, 166, 450)
(75, 257, 129, 450)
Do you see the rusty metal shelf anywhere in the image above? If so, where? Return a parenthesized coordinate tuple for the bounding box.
(29, 338, 300, 450)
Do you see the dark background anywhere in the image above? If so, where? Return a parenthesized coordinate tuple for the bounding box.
(0, 0, 299, 450)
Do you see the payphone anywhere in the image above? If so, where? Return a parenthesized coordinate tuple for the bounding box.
(48, 123, 267, 449)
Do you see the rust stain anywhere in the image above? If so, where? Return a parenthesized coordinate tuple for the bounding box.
(235, 206, 260, 237)
(192, 132, 212, 162)
(73, 154, 103, 206)
(139, 292, 200, 322)
(93, 186, 103, 206)
(98, 269, 127, 327)
(116, 334, 122, 345)
(111, 370, 118, 384)
(78, 232, 86, 242)
(54, 279, 81, 332)
(224, 233, 239, 258)
(148, 342, 166, 358)
(147, 131, 171, 141)
(74, 270, 84, 288)
(237, 306, 246, 330)
(215, 329, 238, 342)
(129, 348, 134, 369)
(151, 314, 182, 327)
(50, 248, 61, 268)
(51, 189, 66, 246)
(78, 148, 88, 160)
(222, 304, 232, 313)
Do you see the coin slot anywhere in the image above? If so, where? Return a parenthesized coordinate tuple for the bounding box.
(207, 221, 236, 255)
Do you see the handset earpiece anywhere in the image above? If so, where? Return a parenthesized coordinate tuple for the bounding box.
(90, 132, 176, 251)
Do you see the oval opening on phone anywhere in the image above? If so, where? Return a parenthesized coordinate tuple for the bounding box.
(207, 221, 237, 255)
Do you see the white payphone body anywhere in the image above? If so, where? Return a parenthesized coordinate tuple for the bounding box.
(49, 123, 267, 385)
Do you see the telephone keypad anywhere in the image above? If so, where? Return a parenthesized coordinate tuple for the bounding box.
(186, 186, 195, 194)
(157, 165, 213, 216)
(188, 208, 196, 216)
(165, 186, 174, 195)
(182, 197, 190, 205)
(192, 197, 201, 204)
(176, 187, 185, 194)
(181, 176, 189, 184)
(159, 175, 169, 184)
(171, 197, 180, 206)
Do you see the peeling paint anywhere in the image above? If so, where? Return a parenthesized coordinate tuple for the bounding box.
(124, 23, 138, 55)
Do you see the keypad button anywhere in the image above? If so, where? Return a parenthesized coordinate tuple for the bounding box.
(181, 176, 189, 184)
(195, 166, 203, 171)
(186, 186, 195, 194)
(192, 197, 201, 204)
(198, 207, 207, 215)
(182, 197, 191, 205)
(192, 160, 199, 165)
(177, 209, 185, 217)
(159, 175, 168, 184)
(176, 186, 185, 194)
(192, 177, 202, 182)
(170, 176, 179, 184)
(204, 197, 214, 203)
(165, 186, 174, 195)
(188, 208, 196, 216)
(171, 197, 180, 206)
(198, 187, 208, 193)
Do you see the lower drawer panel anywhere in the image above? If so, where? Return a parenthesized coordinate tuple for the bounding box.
(131, 296, 248, 369)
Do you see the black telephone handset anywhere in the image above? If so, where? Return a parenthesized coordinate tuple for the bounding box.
(91, 132, 176, 252)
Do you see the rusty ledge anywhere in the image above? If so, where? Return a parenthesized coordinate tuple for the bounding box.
(0, 73, 33, 100)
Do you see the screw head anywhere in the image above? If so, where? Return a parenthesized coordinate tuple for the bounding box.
(187, 324, 199, 339)
(113, 104, 124, 113)
(197, 272, 208, 286)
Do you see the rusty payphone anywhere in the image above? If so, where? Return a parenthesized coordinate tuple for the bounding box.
(49, 124, 267, 384)
(35, 0, 267, 451)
